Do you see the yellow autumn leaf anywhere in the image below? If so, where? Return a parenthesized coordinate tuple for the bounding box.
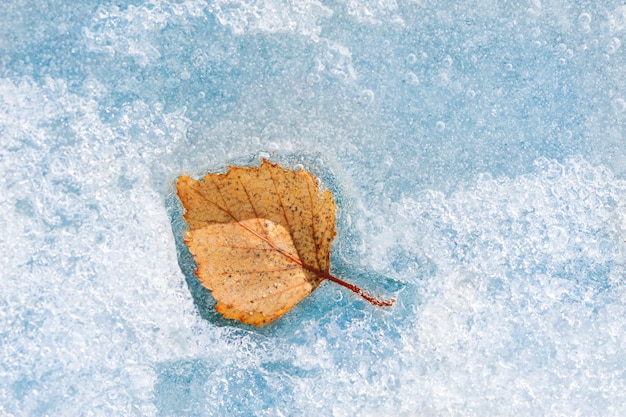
(176, 159, 393, 326)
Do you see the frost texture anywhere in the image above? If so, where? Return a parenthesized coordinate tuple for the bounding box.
(398, 158, 626, 298)
(343, 0, 401, 25)
(2, 0, 626, 415)
(212, 0, 333, 37)
(83, 0, 209, 66)
(391, 159, 626, 415)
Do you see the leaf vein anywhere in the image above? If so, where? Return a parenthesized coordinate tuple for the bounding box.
(217, 265, 300, 275)
(306, 178, 322, 270)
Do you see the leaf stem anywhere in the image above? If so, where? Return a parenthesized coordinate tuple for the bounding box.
(316, 270, 395, 307)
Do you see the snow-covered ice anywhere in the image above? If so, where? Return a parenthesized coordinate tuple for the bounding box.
(2, 0, 626, 415)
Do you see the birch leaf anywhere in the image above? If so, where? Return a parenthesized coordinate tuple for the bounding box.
(176, 159, 393, 326)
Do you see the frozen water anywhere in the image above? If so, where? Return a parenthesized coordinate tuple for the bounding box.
(2, 0, 626, 415)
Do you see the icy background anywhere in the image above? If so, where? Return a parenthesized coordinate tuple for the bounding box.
(2, 0, 626, 415)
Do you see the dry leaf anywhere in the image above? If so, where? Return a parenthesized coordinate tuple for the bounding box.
(176, 159, 393, 326)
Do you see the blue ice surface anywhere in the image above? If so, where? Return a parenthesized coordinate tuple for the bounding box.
(1, 0, 626, 415)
